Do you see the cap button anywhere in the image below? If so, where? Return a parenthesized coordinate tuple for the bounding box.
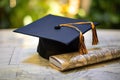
(54, 25, 61, 30)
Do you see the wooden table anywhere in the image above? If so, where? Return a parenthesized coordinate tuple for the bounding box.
(0, 29, 120, 80)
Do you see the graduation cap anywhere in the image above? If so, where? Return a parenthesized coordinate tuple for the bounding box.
(14, 14, 99, 59)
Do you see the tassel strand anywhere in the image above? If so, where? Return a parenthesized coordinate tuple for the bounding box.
(58, 21, 99, 55)
(79, 32, 88, 54)
(68, 22, 99, 45)
(59, 24, 88, 55)
(91, 22, 99, 45)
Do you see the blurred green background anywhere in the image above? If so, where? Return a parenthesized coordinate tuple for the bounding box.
(0, 0, 120, 29)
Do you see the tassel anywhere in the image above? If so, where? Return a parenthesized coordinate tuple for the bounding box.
(68, 22, 99, 45)
(58, 21, 99, 55)
(59, 24, 88, 55)
(79, 32, 88, 54)
(91, 22, 99, 45)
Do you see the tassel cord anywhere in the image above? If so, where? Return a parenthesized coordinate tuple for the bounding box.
(59, 24, 88, 54)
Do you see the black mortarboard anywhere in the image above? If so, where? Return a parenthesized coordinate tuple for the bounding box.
(14, 14, 99, 59)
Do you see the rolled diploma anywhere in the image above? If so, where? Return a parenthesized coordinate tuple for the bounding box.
(49, 46, 120, 71)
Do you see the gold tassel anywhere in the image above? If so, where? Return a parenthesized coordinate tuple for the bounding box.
(79, 32, 88, 54)
(91, 22, 99, 45)
(58, 22, 99, 55)
(68, 22, 99, 45)
(59, 24, 88, 55)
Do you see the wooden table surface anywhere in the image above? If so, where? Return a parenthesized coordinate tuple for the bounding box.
(0, 29, 120, 80)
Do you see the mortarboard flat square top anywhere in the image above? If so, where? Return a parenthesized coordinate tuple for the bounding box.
(14, 14, 98, 59)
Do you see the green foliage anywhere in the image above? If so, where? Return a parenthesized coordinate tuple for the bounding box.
(0, 0, 120, 29)
(0, 0, 49, 28)
(76, 0, 120, 29)
(0, 0, 10, 28)
(10, 0, 49, 28)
